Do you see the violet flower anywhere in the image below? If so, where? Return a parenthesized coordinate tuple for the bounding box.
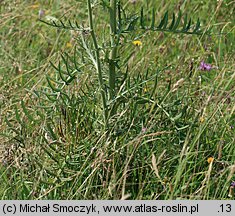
(141, 127, 147, 133)
(39, 9, 45, 19)
(199, 61, 212, 71)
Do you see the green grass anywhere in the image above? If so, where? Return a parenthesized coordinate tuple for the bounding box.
(0, 0, 234, 200)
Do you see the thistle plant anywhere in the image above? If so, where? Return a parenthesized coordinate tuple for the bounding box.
(40, 0, 209, 130)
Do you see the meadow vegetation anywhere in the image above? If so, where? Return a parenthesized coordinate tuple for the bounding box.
(0, 0, 234, 199)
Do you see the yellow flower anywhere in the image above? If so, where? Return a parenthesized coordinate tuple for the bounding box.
(207, 157, 214, 164)
(66, 42, 73, 48)
(199, 116, 204, 123)
(29, 4, 40, 9)
(132, 40, 142, 46)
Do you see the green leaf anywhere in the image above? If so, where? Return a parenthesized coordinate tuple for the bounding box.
(126, 16, 139, 32)
(46, 123, 58, 141)
(57, 62, 68, 83)
(41, 144, 60, 164)
(62, 52, 78, 78)
(172, 10, 182, 31)
(5, 116, 20, 135)
(136, 97, 151, 104)
(65, 76, 76, 85)
(46, 76, 62, 92)
(14, 105, 22, 124)
(50, 61, 66, 75)
(169, 13, 175, 30)
(193, 18, 201, 33)
(182, 14, 188, 31)
(185, 18, 191, 32)
(151, 8, 155, 29)
(140, 7, 144, 28)
(43, 92, 58, 102)
(21, 100, 35, 122)
(117, 1, 122, 31)
(170, 112, 182, 122)
(158, 11, 168, 29)
(39, 18, 82, 31)
(100, 0, 110, 8)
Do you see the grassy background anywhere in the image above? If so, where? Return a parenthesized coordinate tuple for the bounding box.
(0, 0, 234, 199)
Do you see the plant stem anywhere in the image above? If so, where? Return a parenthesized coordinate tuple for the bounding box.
(87, 0, 108, 128)
(109, 0, 118, 114)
